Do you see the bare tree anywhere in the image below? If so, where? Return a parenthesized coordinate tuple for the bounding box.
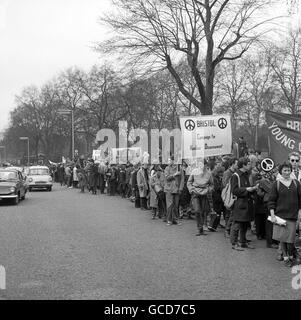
(215, 60, 250, 132)
(244, 53, 276, 148)
(14, 86, 44, 158)
(98, 0, 284, 115)
(270, 28, 301, 114)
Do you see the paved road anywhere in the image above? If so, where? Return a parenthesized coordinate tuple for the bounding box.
(0, 184, 300, 300)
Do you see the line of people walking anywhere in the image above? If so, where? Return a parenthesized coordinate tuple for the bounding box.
(51, 150, 301, 268)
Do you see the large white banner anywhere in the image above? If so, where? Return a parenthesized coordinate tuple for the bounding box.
(180, 114, 232, 159)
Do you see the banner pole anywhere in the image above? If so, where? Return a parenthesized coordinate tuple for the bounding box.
(267, 134, 271, 157)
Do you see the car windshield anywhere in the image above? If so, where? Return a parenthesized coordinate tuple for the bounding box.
(0, 171, 18, 180)
(29, 168, 49, 175)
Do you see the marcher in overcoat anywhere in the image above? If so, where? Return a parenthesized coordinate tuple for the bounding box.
(230, 157, 258, 250)
(78, 167, 87, 193)
(208, 166, 225, 231)
(149, 165, 165, 218)
(84, 159, 98, 194)
(164, 156, 184, 225)
(149, 166, 158, 211)
(131, 164, 140, 208)
(137, 163, 149, 210)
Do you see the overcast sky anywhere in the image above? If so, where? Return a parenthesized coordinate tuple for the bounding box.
(0, 0, 111, 134)
(0, 0, 300, 135)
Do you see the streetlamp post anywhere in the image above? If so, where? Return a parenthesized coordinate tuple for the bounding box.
(58, 109, 74, 160)
(20, 137, 29, 166)
(0, 146, 6, 163)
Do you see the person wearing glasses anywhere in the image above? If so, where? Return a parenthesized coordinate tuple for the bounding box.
(288, 152, 301, 181)
(276, 152, 301, 182)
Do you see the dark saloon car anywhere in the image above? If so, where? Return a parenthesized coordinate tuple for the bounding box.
(0, 169, 27, 205)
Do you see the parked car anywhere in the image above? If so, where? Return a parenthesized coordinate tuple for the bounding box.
(0, 169, 27, 205)
(5, 166, 29, 192)
(27, 166, 53, 191)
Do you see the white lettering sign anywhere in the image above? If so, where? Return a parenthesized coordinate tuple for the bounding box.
(180, 115, 232, 159)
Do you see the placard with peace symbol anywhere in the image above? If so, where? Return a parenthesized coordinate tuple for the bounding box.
(180, 114, 232, 158)
(260, 158, 275, 172)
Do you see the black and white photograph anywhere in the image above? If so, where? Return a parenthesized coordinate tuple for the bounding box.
(1, 0, 301, 305)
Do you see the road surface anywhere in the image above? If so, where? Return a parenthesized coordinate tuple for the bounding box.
(0, 184, 300, 299)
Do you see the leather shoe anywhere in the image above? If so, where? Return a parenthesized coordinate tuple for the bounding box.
(195, 230, 207, 236)
(241, 243, 255, 249)
(232, 244, 244, 251)
(208, 226, 217, 232)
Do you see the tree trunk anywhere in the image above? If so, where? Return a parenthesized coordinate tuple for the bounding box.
(205, 36, 214, 116)
(255, 119, 259, 150)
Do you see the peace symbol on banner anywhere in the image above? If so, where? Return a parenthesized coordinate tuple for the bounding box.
(218, 118, 227, 129)
(261, 158, 275, 172)
(185, 119, 195, 131)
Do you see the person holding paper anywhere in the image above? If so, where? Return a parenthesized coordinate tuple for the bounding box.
(268, 162, 301, 267)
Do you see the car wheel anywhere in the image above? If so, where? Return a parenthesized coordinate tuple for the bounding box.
(13, 195, 19, 205)
(48, 187, 52, 191)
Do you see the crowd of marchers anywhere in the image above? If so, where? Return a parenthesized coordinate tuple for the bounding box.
(51, 149, 301, 268)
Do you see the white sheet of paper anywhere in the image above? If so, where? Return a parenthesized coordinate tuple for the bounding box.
(267, 215, 287, 226)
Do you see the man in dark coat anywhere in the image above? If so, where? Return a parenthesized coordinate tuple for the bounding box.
(230, 157, 258, 250)
(131, 163, 140, 208)
(125, 163, 134, 198)
(108, 164, 118, 196)
(208, 166, 225, 231)
(57, 164, 65, 186)
(118, 165, 127, 198)
(85, 159, 98, 194)
(98, 162, 106, 194)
